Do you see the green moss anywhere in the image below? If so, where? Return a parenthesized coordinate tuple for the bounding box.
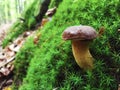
(12, 37, 37, 90)
(14, 0, 120, 90)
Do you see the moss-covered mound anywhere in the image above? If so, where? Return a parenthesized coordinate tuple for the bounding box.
(14, 0, 120, 90)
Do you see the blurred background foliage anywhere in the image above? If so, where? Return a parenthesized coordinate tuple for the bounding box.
(2, 0, 41, 48)
(0, 0, 37, 24)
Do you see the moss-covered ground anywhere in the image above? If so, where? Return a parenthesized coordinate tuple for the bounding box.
(4, 0, 120, 90)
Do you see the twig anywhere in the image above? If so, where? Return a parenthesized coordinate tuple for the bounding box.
(118, 84, 120, 90)
(0, 56, 15, 68)
(0, 79, 7, 89)
(118, 29, 120, 32)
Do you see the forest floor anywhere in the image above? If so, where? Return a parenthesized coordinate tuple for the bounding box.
(0, 23, 13, 50)
(0, 20, 46, 90)
(0, 7, 56, 90)
(0, 23, 36, 90)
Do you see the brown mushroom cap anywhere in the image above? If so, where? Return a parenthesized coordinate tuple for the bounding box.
(62, 25, 97, 40)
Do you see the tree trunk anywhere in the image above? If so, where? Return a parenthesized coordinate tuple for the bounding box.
(35, 0, 51, 23)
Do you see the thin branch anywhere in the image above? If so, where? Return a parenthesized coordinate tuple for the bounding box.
(0, 56, 15, 68)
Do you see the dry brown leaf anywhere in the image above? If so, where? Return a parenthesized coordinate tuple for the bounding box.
(33, 33, 41, 45)
(0, 52, 6, 61)
(118, 29, 120, 32)
(5, 51, 15, 59)
(5, 79, 13, 86)
(3, 87, 12, 90)
(118, 84, 120, 90)
(23, 31, 32, 37)
(98, 26, 105, 37)
(8, 44, 22, 52)
(41, 18, 49, 26)
(0, 67, 10, 76)
(0, 56, 15, 68)
(46, 7, 56, 17)
(6, 64, 14, 71)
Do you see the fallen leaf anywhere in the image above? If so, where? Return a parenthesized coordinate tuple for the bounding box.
(118, 29, 120, 32)
(8, 44, 22, 52)
(41, 18, 49, 27)
(33, 33, 41, 45)
(46, 7, 56, 17)
(5, 79, 13, 86)
(3, 87, 12, 90)
(98, 26, 105, 37)
(118, 84, 120, 90)
(0, 67, 10, 76)
(23, 31, 32, 37)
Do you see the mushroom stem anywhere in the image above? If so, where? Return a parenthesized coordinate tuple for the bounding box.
(72, 40, 93, 70)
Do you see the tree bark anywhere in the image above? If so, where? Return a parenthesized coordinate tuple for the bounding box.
(35, 0, 51, 23)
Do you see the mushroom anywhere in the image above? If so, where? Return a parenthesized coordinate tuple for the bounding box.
(62, 25, 97, 70)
